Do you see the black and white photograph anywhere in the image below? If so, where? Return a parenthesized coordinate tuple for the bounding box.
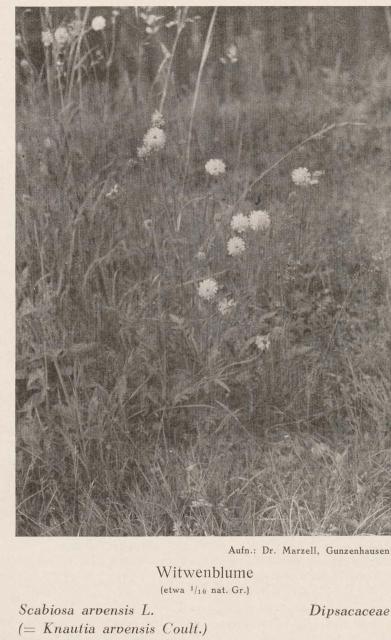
(15, 5, 391, 536)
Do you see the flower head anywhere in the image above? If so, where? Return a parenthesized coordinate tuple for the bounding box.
(291, 167, 322, 187)
(227, 44, 238, 63)
(54, 26, 69, 47)
(230, 213, 249, 234)
(205, 159, 226, 176)
(218, 298, 236, 316)
(20, 59, 30, 71)
(198, 278, 218, 301)
(255, 334, 270, 352)
(91, 16, 106, 31)
(41, 30, 53, 47)
(227, 236, 246, 256)
(143, 126, 166, 152)
(151, 110, 165, 128)
(249, 209, 271, 231)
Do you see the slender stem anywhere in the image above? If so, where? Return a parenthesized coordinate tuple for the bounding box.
(183, 7, 218, 183)
(158, 8, 189, 114)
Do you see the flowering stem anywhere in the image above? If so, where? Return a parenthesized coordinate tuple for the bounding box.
(235, 121, 366, 207)
(183, 7, 218, 185)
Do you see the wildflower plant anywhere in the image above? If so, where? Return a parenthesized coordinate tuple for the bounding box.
(205, 158, 226, 176)
(227, 236, 246, 256)
(291, 167, 324, 187)
(138, 122, 167, 159)
(198, 278, 218, 301)
(91, 16, 106, 31)
(230, 213, 249, 233)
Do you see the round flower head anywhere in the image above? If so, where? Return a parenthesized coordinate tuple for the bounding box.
(227, 236, 246, 256)
(218, 298, 236, 316)
(230, 213, 249, 234)
(151, 110, 165, 128)
(41, 30, 53, 47)
(249, 209, 271, 231)
(291, 167, 320, 187)
(91, 16, 106, 31)
(205, 159, 226, 176)
(255, 334, 270, 352)
(143, 127, 166, 152)
(54, 26, 69, 47)
(226, 44, 238, 63)
(198, 278, 218, 301)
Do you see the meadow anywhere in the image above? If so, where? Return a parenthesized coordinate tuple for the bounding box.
(16, 9, 391, 535)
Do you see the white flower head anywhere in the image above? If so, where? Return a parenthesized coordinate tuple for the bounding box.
(205, 158, 226, 176)
(255, 334, 270, 352)
(143, 126, 166, 152)
(291, 167, 322, 187)
(54, 26, 69, 47)
(198, 278, 218, 301)
(41, 30, 53, 47)
(91, 16, 106, 31)
(226, 44, 238, 63)
(151, 110, 165, 128)
(227, 236, 246, 257)
(249, 209, 271, 231)
(230, 213, 249, 234)
(218, 298, 236, 316)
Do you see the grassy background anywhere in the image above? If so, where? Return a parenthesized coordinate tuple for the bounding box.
(16, 12, 391, 535)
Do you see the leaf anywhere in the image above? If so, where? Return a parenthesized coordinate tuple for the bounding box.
(17, 298, 34, 318)
(169, 314, 184, 327)
(115, 374, 128, 404)
(66, 342, 96, 356)
(259, 311, 278, 323)
(214, 378, 231, 394)
(18, 416, 43, 456)
(287, 345, 314, 358)
(27, 368, 45, 392)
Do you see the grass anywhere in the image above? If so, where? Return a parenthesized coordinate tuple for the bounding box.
(15, 15, 391, 536)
